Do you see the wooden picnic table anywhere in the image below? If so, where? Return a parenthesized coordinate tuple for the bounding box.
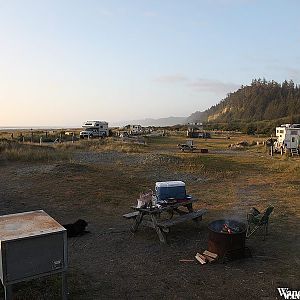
(123, 199, 207, 243)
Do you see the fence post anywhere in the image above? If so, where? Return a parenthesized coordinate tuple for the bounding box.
(40, 137, 42, 145)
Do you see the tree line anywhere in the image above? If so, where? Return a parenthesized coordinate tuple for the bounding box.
(188, 79, 300, 134)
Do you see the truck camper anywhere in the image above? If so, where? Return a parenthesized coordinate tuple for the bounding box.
(79, 121, 109, 139)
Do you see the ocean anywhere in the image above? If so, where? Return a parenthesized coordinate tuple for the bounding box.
(0, 126, 79, 131)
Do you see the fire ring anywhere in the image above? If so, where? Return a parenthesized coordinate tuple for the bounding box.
(208, 219, 247, 259)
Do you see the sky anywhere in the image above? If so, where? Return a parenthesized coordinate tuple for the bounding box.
(0, 0, 300, 126)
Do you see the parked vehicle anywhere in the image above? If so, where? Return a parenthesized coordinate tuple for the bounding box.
(177, 140, 197, 152)
(186, 122, 211, 138)
(80, 121, 109, 139)
(187, 131, 211, 138)
(121, 124, 143, 136)
(274, 124, 300, 154)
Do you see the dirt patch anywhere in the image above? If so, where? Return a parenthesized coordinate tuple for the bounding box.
(14, 164, 56, 176)
(51, 162, 98, 174)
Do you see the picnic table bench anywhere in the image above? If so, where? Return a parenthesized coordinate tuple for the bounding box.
(123, 199, 207, 243)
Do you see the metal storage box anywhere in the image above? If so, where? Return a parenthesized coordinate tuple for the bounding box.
(155, 181, 186, 201)
(0, 210, 67, 286)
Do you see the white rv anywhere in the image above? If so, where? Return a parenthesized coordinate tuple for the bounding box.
(275, 124, 300, 152)
(121, 124, 143, 135)
(129, 125, 143, 134)
(80, 121, 109, 139)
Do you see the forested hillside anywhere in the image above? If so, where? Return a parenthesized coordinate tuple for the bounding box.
(187, 79, 300, 134)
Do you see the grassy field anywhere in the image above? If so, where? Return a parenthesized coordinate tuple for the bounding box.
(0, 131, 299, 299)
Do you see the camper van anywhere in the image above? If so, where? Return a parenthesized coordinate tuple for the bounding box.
(275, 124, 300, 153)
(80, 121, 109, 139)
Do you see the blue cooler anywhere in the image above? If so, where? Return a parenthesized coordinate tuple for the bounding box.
(155, 181, 186, 202)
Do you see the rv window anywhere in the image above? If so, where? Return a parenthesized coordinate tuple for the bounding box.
(96, 124, 99, 126)
(292, 137, 295, 142)
(280, 130, 284, 133)
(291, 130, 297, 135)
(100, 125, 103, 128)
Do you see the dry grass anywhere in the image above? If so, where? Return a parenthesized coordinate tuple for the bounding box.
(0, 139, 70, 162)
(267, 156, 300, 175)
(101, 139, 147, 153)
(55, 138, 148, 153)
(0, 138, 148, 163)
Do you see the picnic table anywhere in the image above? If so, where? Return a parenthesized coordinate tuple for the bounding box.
(177, 140, 197, 152)
(123, 199, 207, 243)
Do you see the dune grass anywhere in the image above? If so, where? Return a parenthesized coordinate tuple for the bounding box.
(0, 139, 70, 162)
(0, 137, 148, 162)
(55, 138, 148, 153)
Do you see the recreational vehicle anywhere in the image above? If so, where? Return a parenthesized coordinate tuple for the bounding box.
(122, 124, 143, 135)
(275, 124, 300, 154)
(80, 121, 109, 139)
(129, 125, 142, 134)
(186, 122, 210, 138)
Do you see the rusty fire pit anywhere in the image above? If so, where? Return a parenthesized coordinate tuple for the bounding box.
(208, 219, 247, 260)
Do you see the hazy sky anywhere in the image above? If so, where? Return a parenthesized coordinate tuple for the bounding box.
(0, 0, 300, 126)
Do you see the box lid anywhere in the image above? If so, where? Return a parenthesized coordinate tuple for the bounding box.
(155, 181, 185, 188)
(0, 210, 65, 242)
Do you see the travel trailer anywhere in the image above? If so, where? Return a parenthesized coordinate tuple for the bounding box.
(129, 125, 143, 134)
(274, 124, 300, 154)
(121, 124, 143, 135)
(79, 121, 109, 139)
(186, 122, 211, 138)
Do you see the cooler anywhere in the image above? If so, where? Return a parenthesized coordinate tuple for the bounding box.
(155, 181, 186, 202)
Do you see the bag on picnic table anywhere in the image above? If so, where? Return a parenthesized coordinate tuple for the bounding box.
(137, 190, 153, 208)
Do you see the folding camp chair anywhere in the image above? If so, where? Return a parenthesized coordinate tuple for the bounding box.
(246, 206, 274, 240)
